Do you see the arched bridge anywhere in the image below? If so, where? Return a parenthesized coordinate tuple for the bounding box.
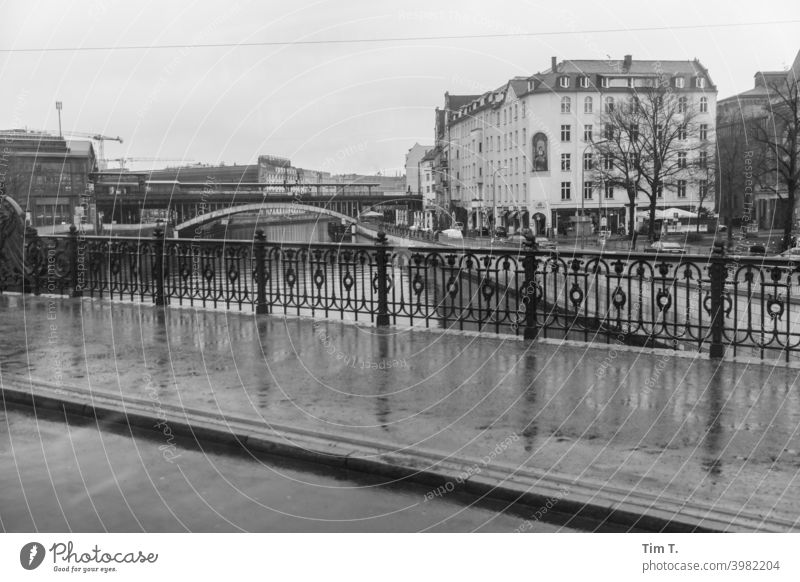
(175, 202, 357, 234)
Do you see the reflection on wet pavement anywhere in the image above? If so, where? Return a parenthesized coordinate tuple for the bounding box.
(2, 294, 800, 528)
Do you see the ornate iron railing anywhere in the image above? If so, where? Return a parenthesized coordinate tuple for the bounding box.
(3, 225, 800, 361)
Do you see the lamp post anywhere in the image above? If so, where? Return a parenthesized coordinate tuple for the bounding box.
(491, 165, 507, 240)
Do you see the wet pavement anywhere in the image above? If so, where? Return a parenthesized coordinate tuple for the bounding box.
(0, 406, 579, 532)
(2, 293, 800, 530)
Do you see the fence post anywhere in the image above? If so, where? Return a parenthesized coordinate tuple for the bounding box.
(375, 230, 390, 327)
(68, 225, 82, 297)
(709, 241, 726, 358)
(254, 229, 268, 315)
(522, 233, 539, 340)
(153, 224, 165, 306)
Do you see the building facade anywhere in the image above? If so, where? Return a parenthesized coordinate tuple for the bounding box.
(717, 50, 800, 231)
(0, 130, 96, 229)
(435, 56, 717, 235)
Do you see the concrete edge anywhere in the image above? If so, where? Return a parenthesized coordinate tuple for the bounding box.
(1, 377, 794, 533)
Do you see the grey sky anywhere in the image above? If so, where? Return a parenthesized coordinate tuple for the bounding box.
(1, 0, 798, 174)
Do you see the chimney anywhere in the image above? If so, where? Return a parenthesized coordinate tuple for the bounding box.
(623, 54, 632, 71)
(551, 56, 557, 72)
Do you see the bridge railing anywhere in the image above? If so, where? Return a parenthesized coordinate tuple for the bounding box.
(4, 225, 800, 361)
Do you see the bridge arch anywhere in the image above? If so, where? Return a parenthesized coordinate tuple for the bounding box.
(175, 202, 357, 233)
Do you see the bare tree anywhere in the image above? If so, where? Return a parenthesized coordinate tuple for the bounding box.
(752, 72, 800, 251)
(593, 85, 711, 240)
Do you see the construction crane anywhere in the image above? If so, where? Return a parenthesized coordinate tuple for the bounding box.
(50, 131, 123, 170)
(107, 157, 194, 170)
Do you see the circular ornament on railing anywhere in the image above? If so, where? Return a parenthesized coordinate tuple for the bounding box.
(203, 266, 214, 281)
(412, 273, 425, 296)
(228, 266, 239, 282)
(342, 271, 354, 292)
(656, 289, 673, 312)
(569, 282, 584, 307)
(313, 269, 325, 289)
(180, 264, 191, 279)
(767, 297, 784, 319)
(447, 276, 459, 298)
(110, 259, 121, 275)
(285, 268, 296, 287)
(611, 287, 627, 309)
(481, 280, 495, 301)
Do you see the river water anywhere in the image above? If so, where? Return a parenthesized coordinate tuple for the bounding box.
(206, 215, 368, 244)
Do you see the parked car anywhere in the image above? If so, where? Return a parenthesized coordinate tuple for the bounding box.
(780, 246, 800, 257)
(648, 241, 686, 254)
(535, 237, 557, 250)
(439, 227, 464, 242)
(453, 222, 464, 231)
(494, 226, 507, 238)
(748, 243, 767, 255)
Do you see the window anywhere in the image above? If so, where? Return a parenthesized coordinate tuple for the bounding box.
(700, 97, 708, 113)
(561, 153, 571, 171)
(602, 153, 613, 171)
(503, 109, 507, 125)
(523, 183, 527, 198)
(584, 96, 593, 113)
(678, 127, 687, 140)
(674, 77, 685, 88)
(514, 104, 518, 120)
(583, 181, 593, 199)
(583, 152, 594, 170)
(600, 77, 609, 88)
(678, 152, 687, 168)
(561, 96, 571, 113)
(699, 150, 708, 169)
(584, 124, 593, 141)
(521, 101, 526, 118)
(561, 181, 571, 200)
(561, 124, 571, 142)
(699, 180, 708, 199)
(630, 123, 639, 142)
(677, 180, 687, 198)
(678, 96, 687, 113)
(656, 183, 663, 198)
(604, 184, 614, 199)
(656, 124, 663, 141)
(604, 123, 614, 140)
(478, 141, 482, 153)
(700, 123, 708, 140)
(695, 77, 705, 88)
(580, 76, 590, 88)
(559, 76, 570, 88)
(522, 128, 527, 147)
(605, 96, 615, 112)
(629, 152, 639, 167)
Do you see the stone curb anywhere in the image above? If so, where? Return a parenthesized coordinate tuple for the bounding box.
(1, 374, 793, 533)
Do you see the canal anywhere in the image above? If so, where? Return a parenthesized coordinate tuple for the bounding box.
(203, 213, 370, 244)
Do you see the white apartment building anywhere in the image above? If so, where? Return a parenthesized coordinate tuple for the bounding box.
(441, 56, 717, 235)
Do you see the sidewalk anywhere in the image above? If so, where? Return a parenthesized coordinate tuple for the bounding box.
(2, 293, 799, 531)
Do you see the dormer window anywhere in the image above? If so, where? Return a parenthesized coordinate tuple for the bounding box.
(674, 77, 685, 88)
(579, 76, 590, 88)
(559, 76, 570, 88)
(695, 77, 705, 88)
(600, 77, 609, 88)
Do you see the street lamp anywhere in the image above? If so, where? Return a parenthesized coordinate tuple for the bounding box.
(491, 165, 507, 240)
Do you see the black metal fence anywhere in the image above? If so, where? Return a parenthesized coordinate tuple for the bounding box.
(3, 225, 800, 361)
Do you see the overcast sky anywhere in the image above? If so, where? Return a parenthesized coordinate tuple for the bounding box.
(1, 0, 798, 174)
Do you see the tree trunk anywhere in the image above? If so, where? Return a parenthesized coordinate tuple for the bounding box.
(782, 193, 796, 251)
(648, 200, 657, 241)
(627, 188, 636, 239)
